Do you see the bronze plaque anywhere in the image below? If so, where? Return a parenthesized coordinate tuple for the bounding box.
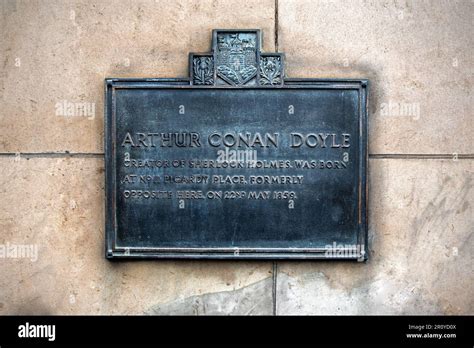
(105, 29, 368, 260)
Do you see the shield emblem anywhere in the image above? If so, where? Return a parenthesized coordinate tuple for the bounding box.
(216, 33, 257, 85)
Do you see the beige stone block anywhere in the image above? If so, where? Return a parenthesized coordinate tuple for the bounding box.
(276, 158, 474, 314)
(0, 0, 276, 153)
(278, 0, 473, 154)
(0, 157, 273, 314)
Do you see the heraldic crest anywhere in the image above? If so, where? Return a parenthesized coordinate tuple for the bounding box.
(190, 29, 284, 87)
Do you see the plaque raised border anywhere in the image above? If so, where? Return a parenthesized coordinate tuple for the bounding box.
(105, 29, 368, 261)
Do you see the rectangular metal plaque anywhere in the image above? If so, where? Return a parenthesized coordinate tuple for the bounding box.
(105, 30, 368, 260)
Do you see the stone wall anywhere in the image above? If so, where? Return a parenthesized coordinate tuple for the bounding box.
(0, 0, 472, 315)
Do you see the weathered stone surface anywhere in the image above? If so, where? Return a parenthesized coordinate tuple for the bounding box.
(0, 157, 273, 314)
(146, 278, 273, 315)
(0, 0, 275, 153)
(278, 0, 473, 154)
(0, 0, 472, 317)
(276, 159, 473, 314)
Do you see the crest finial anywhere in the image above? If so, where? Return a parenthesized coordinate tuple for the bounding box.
(190, 29, 284, 87)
